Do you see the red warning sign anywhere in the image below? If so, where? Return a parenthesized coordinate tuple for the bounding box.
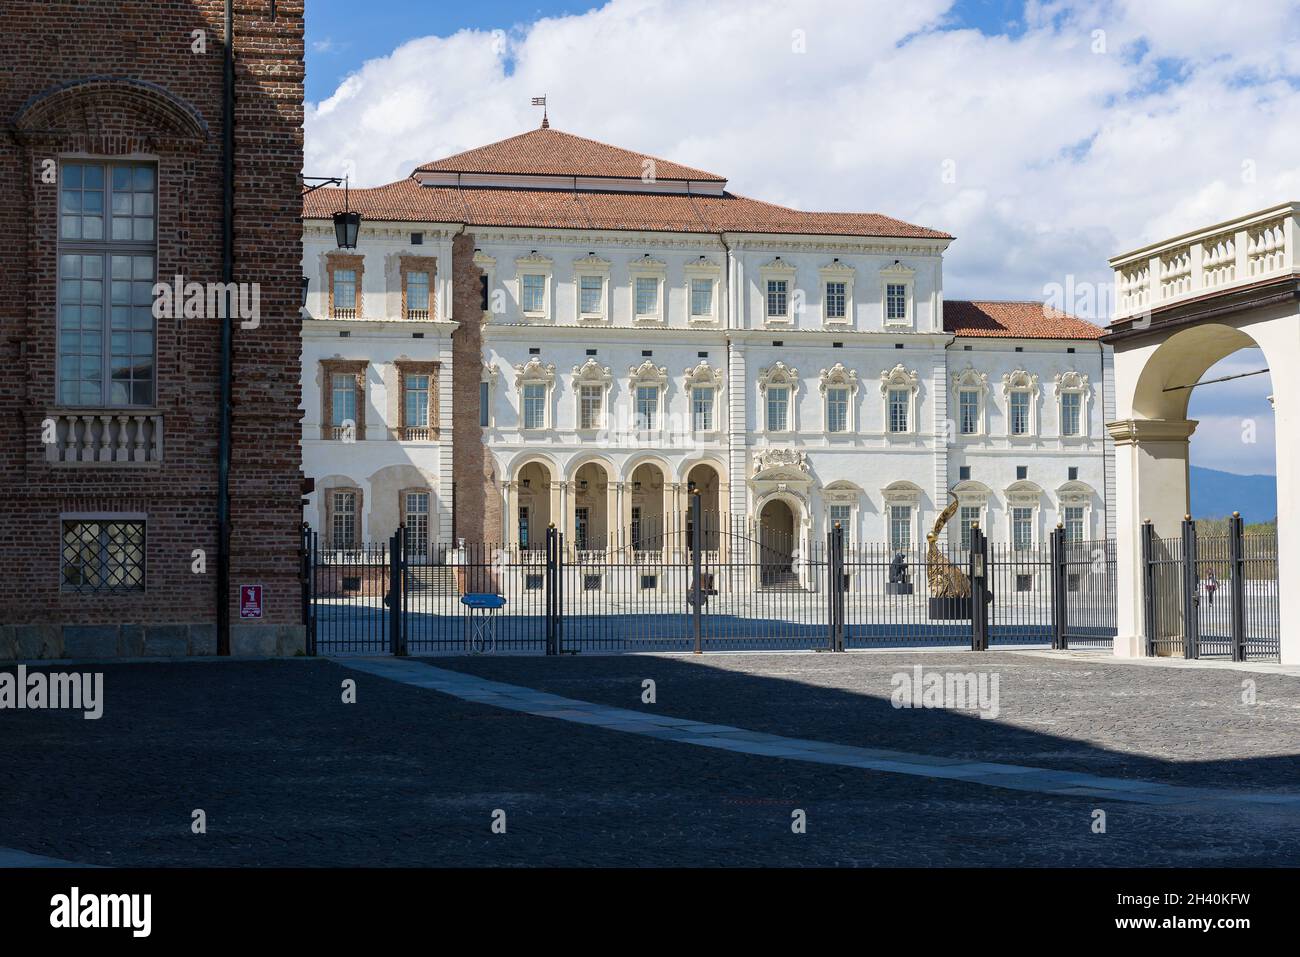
(240, 584, 263, 619)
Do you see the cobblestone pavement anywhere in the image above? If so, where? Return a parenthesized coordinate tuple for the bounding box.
(1, 657, 1297, 867)
(434, 651, 1300, 794)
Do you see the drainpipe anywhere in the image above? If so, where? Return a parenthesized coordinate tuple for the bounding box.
(217, 0, 234, 655)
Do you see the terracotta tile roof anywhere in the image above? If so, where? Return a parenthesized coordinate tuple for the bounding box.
(413, 127, 727, 182)
(944, 300, 1106, 340)
(303, 178, 952, 240)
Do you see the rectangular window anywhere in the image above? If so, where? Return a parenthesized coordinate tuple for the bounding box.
(59, 161, 156, 407)
(406, 271, 429, 319)
(888, 388, 909, 433)
(332, 268, 357, 315)
(1061, 392, 1082, 436)
(61, 519, 145, 593)
(332, 491, 357, 550)
(1009, 391, 1030, 435)
(960, 506, 980, 549)
(825, 281, 846, 319)
(690, 278, 713, 318)
(1064, 506, 1085, 543)
(404, 492, 430, 558)
(766, 386, 790, 431)
(959, 390, 980, 435)
(479, 380, 490, 427)
(331, 373, 357, 432)
(889, 505, 911, 552)
(766, 279, 788, 318)
(693, 386, 715, 432)
(580, 384, 603, 430)
(886, 283, 907, 322)
(828, 504, 852, 533)
(579, 275, 603, 315)
(635, 385, 658, 429)
(575, 507, 589, 552)
(522, 383, 546, 429)
(521, 274, 546, 313)
(826, 387, 848, 433)
(631, 506, 642, 551)
(480, 274, 490, 313)
(1012, 507, 1033, 551)
(635, 277, 659, 317)
(404, 374, 430, 432)
(519, 507, 531, 550)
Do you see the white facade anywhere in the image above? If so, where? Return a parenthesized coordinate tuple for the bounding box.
(300, 223, 1111, 555)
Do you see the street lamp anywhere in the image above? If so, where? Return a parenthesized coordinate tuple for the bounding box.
(303, 174, 362, 249)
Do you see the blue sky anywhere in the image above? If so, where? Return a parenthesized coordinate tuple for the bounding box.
(303, 0, 1298, 478)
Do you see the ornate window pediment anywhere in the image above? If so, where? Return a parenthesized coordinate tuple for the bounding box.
(881, 480, 923, 505)
(880, 364, 918, 393)
(1002, 369, 1040, 394)
(628, 359, 669, 388)
(819, 362, 859, 395)
(572, 357, 612, 385)
(951, 364, 988, 391)
(1056, 480, 1094, 506)
(684, 360, 724, 388)
(758, 361, 800, 393)
(823, 480, 861, 504)
(1054, 370, 1090, 394)
(573, 253, 610, 271)
(514, 355, 555, 387)
(1005, 479, 1044, 505)
(953, 479, 993, 505)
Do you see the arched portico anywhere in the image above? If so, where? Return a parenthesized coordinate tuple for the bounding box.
(1106, 203, 1298, 663)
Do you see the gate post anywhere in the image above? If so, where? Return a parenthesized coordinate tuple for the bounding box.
(827, 523, 846, 652)
(545, 524, 558, 656)
(389, 526, 406, 656)
(1141, 520, 1157, 656)
(1229, 511, 1246, 662)
(691, 491, 703, 654)
(303, 526, 317, 656)
(1051, 524, 1067, 650)
(1181, 515, 1200, 659)
(970, 526, 989, 651)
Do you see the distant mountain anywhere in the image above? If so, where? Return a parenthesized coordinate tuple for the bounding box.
(1190, 466, 1277, 524)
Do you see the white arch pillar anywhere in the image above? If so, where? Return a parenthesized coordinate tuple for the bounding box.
(1106, 418, 1197, 657)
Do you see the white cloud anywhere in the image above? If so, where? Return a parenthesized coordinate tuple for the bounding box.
(303, 0, 1298, 475)
(306, 0, 1300, 312)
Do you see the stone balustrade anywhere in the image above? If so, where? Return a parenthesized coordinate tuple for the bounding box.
(1110, 202, 1298, 320)
(45, 410, 163, 465)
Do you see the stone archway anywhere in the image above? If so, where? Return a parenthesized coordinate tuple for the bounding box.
(758, 498, 797, 585)
(1105, 205, 1298, 663)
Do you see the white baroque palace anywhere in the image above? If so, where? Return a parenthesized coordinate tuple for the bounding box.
(301, 124, 1113, 560)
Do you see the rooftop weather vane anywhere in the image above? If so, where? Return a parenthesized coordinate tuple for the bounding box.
(532, 95, 548, 128)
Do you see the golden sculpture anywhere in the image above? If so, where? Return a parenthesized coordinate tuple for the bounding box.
(926, 490, 971, 598)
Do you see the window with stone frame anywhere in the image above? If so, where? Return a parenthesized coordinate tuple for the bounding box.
(327, 253, 364, 319)
(399, 255, 437, 321)
(320, 360, 367, 440)
(396, 361, 438, 440)
(58, 160, 157, 407)
(959, 506, 981, 549)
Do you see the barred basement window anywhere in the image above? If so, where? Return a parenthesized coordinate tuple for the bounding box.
(640, 574, 658, 590)
(1016, 574, 1033, 592)
(61, 520, 145, 593)
(525, 574, 544, 590)
(583, 574, 602, 591)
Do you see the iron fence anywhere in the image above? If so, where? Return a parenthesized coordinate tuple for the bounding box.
(301, 507, 1119, 656)
(1141, 515, 1279, 661)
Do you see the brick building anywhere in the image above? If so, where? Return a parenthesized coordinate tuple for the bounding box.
(0, 1, 306, 659)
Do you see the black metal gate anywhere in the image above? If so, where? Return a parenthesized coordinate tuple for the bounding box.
(302, 506, 1121, 656)
(1142, 515, 1280, 660)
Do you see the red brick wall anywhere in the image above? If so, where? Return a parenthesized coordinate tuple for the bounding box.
(450, 233, 503, 545)
(0, 1, 305, 651)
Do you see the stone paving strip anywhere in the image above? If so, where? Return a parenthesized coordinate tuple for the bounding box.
(341, 656, 1300, 811)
